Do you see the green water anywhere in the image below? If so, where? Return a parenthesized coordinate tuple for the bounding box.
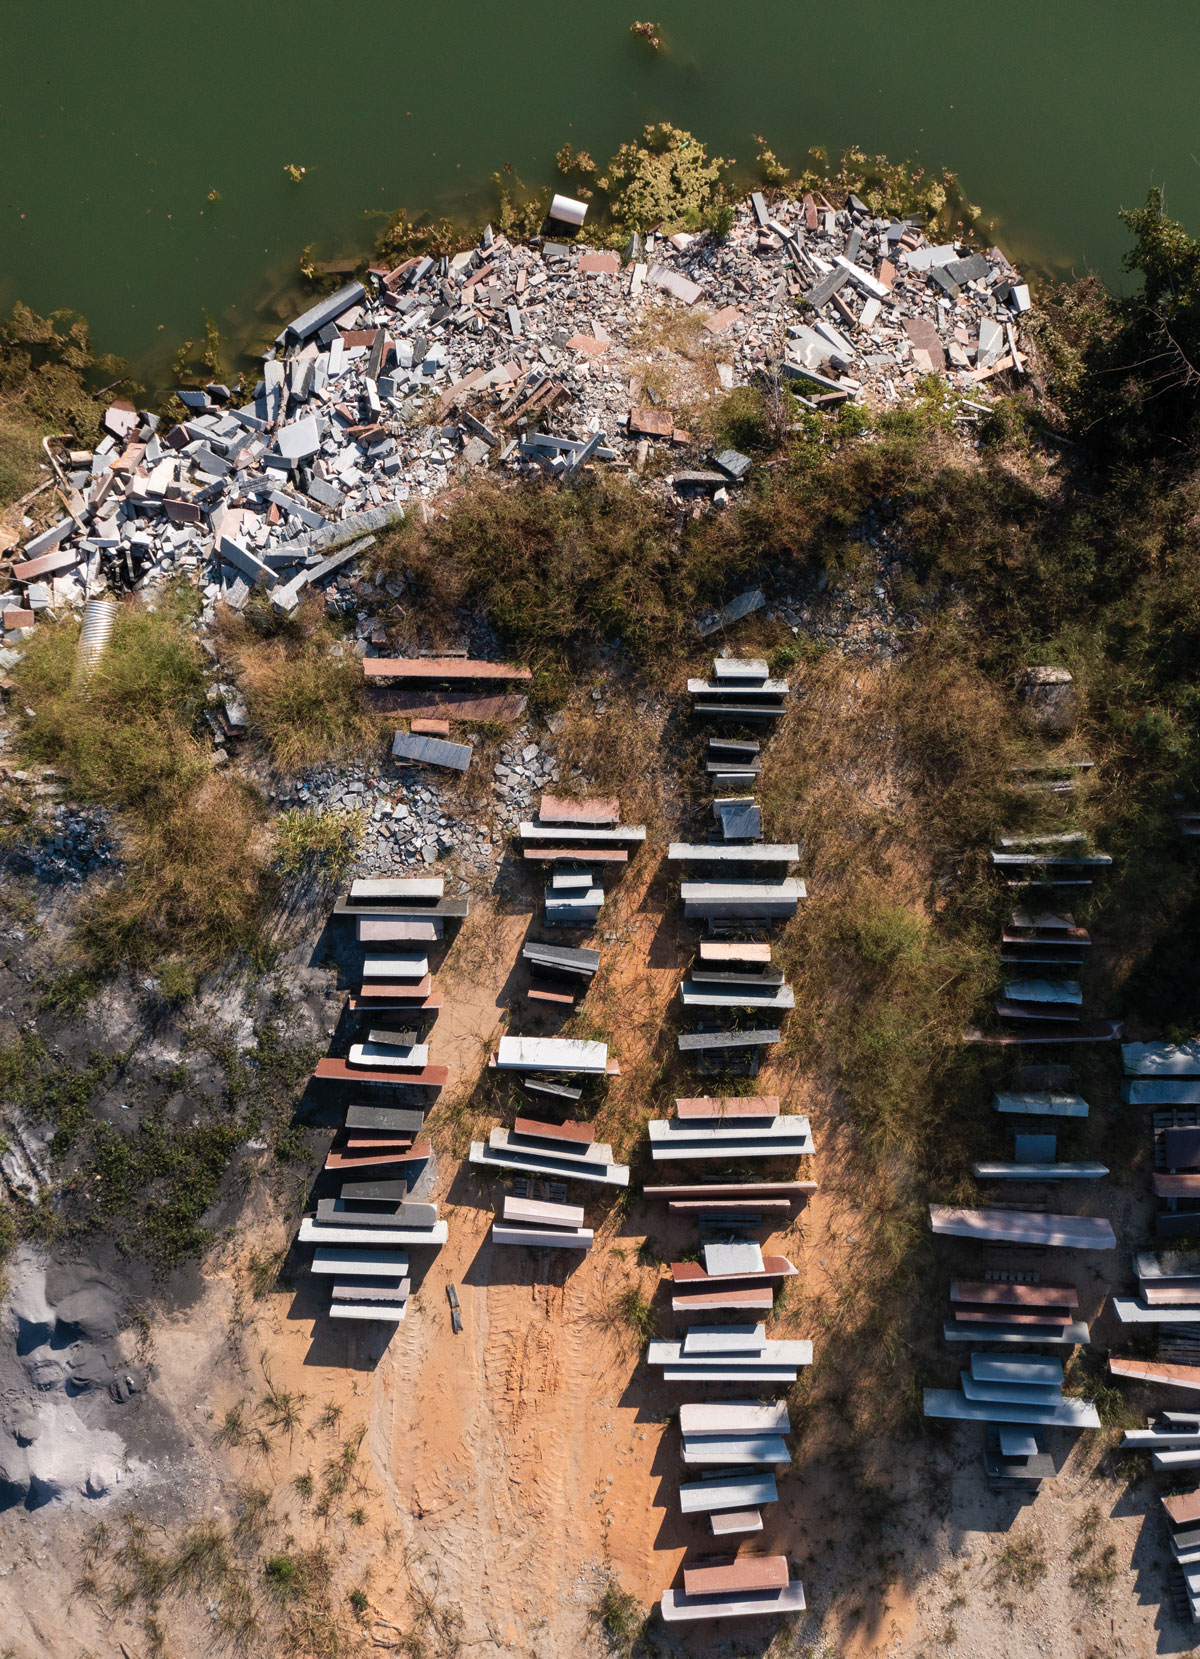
(2, 0, 1197, 375)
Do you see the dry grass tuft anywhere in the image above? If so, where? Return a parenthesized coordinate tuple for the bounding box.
(215, 597, 381, 773)
(12, 593, 274, 981)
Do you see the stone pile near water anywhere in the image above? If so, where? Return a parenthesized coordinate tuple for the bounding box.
(1, 193, 1031, 634)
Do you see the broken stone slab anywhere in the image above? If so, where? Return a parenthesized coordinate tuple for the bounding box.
(274, 416, 322, 463)
(648, 265, 703, 305)
(287, 505, 397, 561)
(12, 541, 84, 584)
(460, 410, 500, 447)
(834, 255, 890, 301)
(283, 281, 366, 343)
(218, 535, 276, 590)
(271, 534, 375, 613)
(704, 306, 740, 334)
(804, 268, 849, 309)
(903, 244, 958, 272)
(977, 316, 1005, 370)
(713, 450, 752, 482)
(699, 588, 766, 638)
(391, 730, 472, 771)
(946, 253, 991, 286)
(17, 519, 75, 564)
(629, 408, 675, 438)
(304, 477, 344, 510)
(780, 360, 848, 396)
(902, 317, 946, 373)
(1019, 667, 1076, 736)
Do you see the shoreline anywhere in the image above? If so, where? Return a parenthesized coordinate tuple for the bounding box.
(1, 180, 1034, 640)
(4, 132, 1064, 397)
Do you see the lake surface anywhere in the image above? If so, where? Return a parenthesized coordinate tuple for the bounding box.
(2, 1, 1197, 375)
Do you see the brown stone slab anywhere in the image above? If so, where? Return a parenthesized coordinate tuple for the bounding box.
(951, 1281, 1079, 1310)
(526, 984, 577, 1007)
(365, 688, 528, 721)
(410, 718, 451, 737)
(579, 251, 621, 275)
(315, 1058, 448, 1088)
(164, 499, 207, 527)
(1140, 1285, 1200, 1306)
(952, 1308, 1070, 1327)
(703, 306, 740, 334)
(698, 942, 773, 965)
(568, 334, 608, 356)
(364, 658, 531, 682)
(629, 408, 675, 437)
(672, 1287, 774, 1312)
(523, 847, 627, 863)
(902, 316, 946, 372)
(325, 1139, 431, 1172)
(436, 365, 491, 417)
(350, 977, 434, 1000)
(3, 609, 35, 629)
(675, 1096, 780, 1119)
(11, 545, 83, 582)
(538, 794, 620, 826)
(683, 1557, 789, 1597)
(1164, 1490, 1200, 1527)
(343, 1136, 414, 1152)
(512, 1116, 595, 1146)
(672, 1257, 795, 1284)
(1110, 1358, 1200, 1391)
(1155, 1173, 1200, 1196)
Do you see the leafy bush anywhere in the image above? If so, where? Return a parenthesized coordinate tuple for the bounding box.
(598, 123, 729, 233)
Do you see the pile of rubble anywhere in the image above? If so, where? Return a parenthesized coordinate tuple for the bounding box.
(1, 189, 1031, 641)
(0, 188, 1033, 881)
(278, 724, 570, 876)
(0, 761, 117, 886)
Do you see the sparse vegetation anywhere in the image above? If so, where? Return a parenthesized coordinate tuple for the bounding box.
(275, 806, 365, 880)
(992, 1534, 1048, 1591)
(595, 1576, 643, 1653)
(10, 593, 272, 983)
(1070, 1506, 1121, 1595)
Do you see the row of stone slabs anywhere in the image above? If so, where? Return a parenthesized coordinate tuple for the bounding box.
(652, 684, 808, 1621)
(296, 874, 470, 1320)
(1111, 1043, 1200, 1619)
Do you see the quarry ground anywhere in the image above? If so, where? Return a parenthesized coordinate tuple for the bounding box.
(0, 777, 1194, 1659)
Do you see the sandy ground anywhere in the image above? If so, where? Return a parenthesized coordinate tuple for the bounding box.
(2, 825, 1198, 1657)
